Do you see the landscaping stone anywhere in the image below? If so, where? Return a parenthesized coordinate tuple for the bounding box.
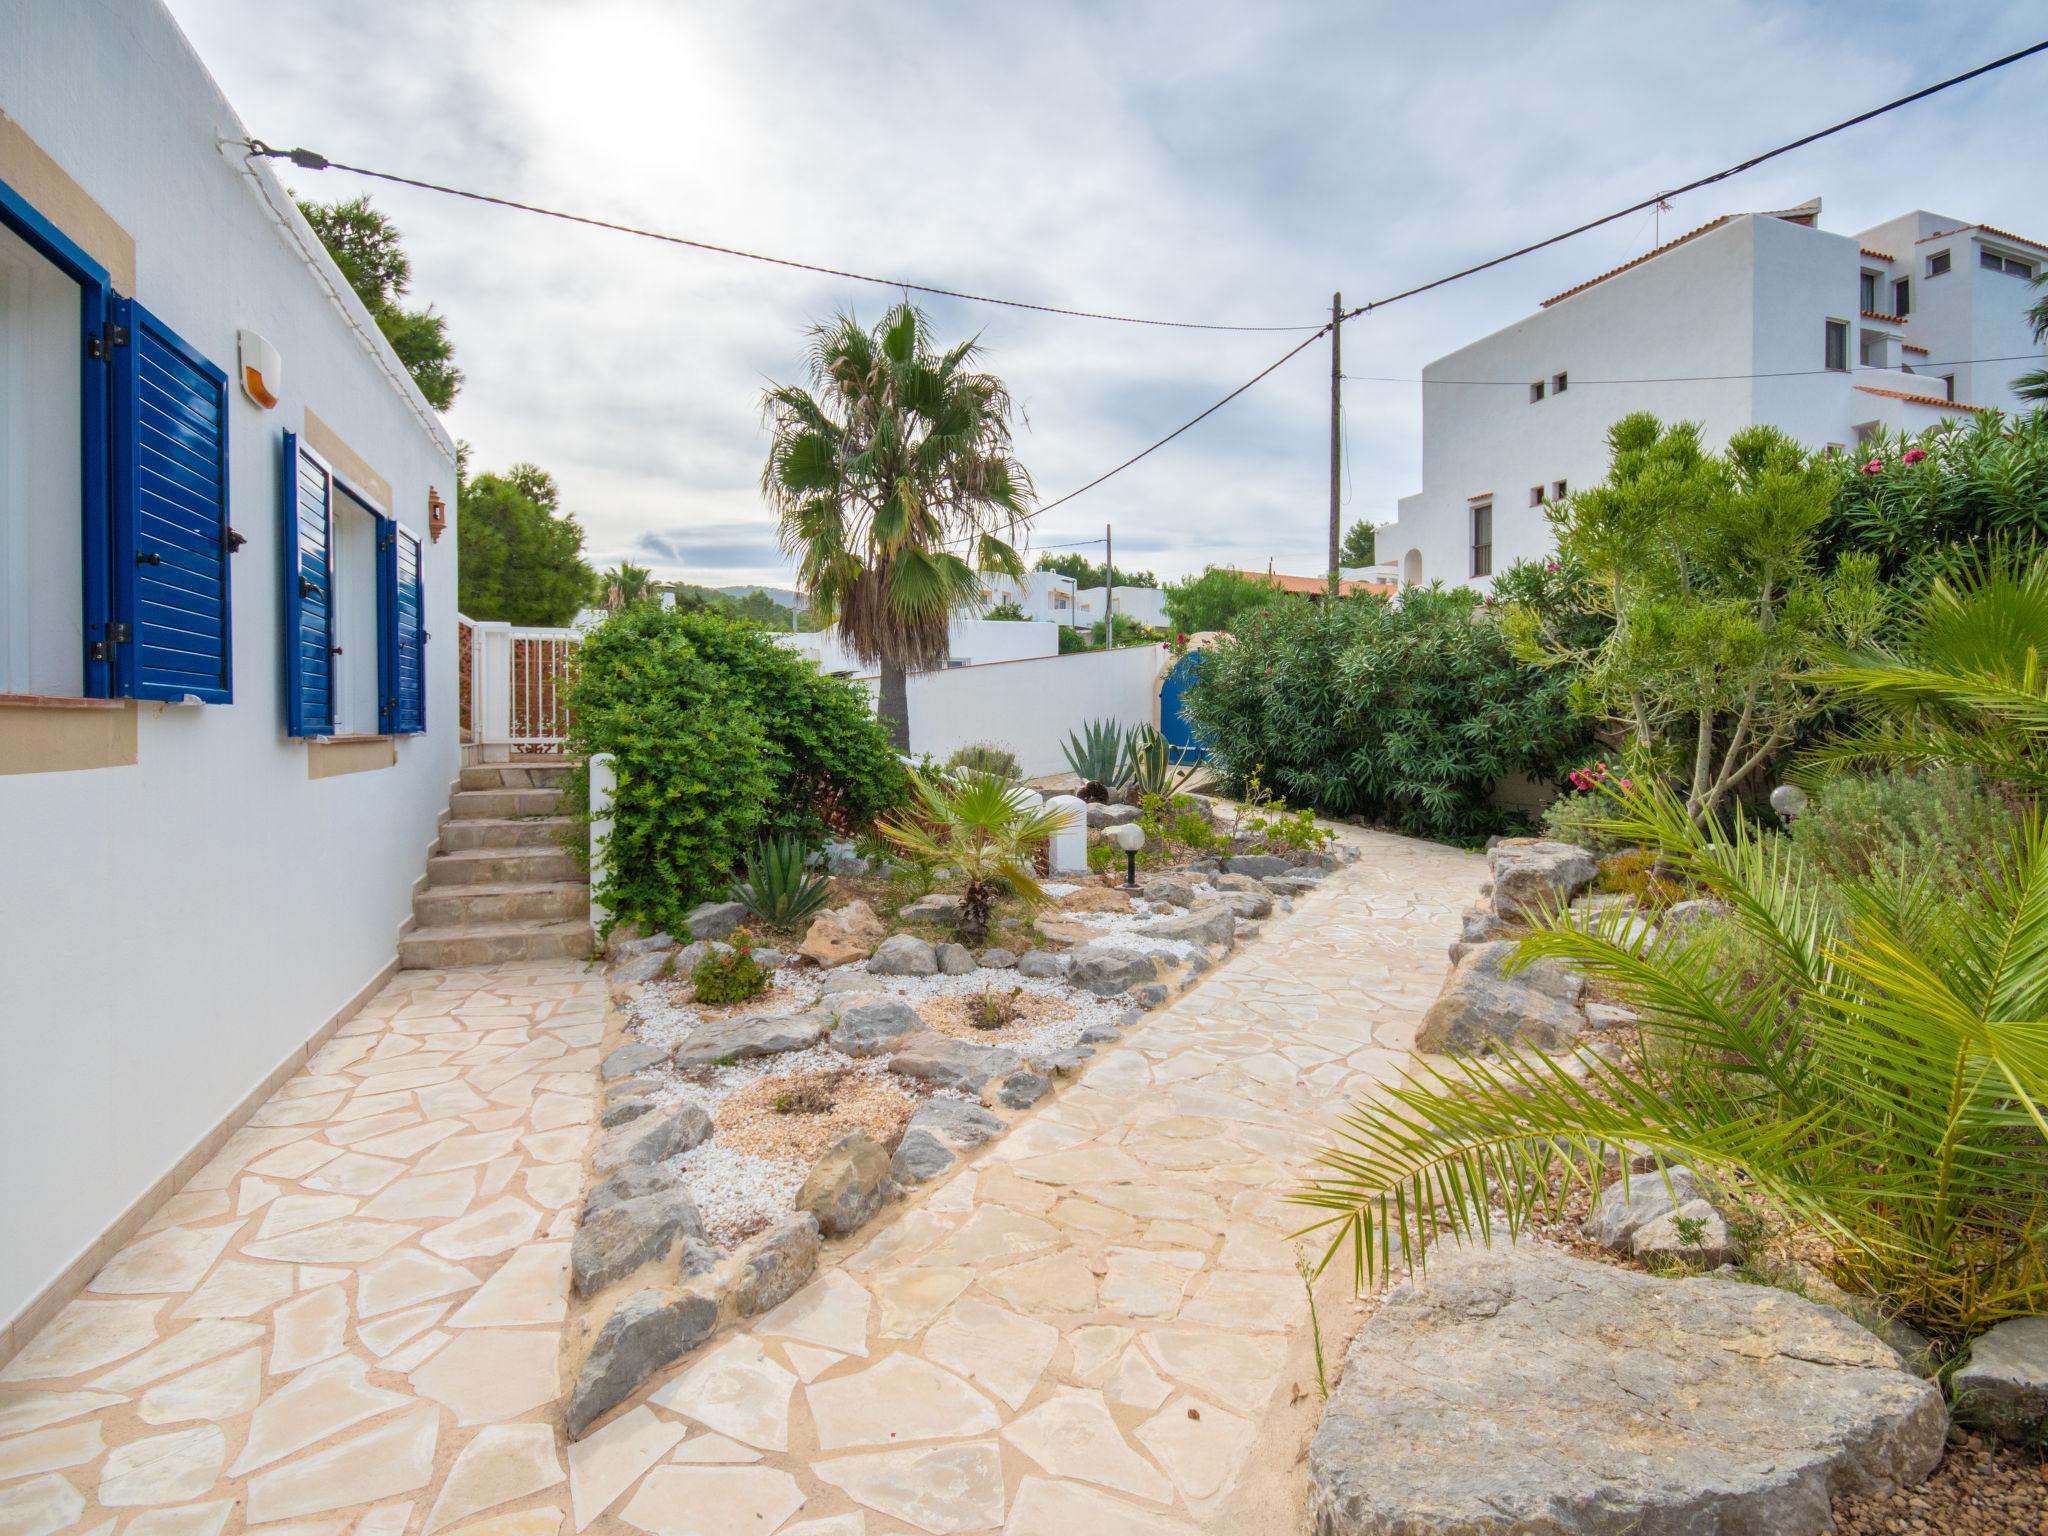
(1132, 982, 1169, 1007)
(1791, 1265, 1938, 1377)
(600, 1096, 656, 1129)
(731, 1214, 821, 1315)
(869, 934, 938, 976)
(819, 969, 886, 997)
(1487, 838, 1599, 924)
(1629, 1198, 1736, 1268)
(1031, 1047, 1093, 1076)
(1066, 942, 1161, 997)
(821, 840, 877, 876)
(615, 931, 679, 958)
(1455, 904, 1513, 953)
(798, 900, 887, 968)
(1211, 872, 1262, 892)
(1141, 876, 1197, 907)
(889, 1098, 1004, 1184)
(1584, 1002, 1638, 1031)
(671, 1013, 827, 1069)
(1077, 1023, 1120, 1045)
(1222, 853, 1290, 877)
(602, 1042, 666, 1081)
(685, 900, 749, 941)
(1138, 904, 1237, 949)
(567, 1288, 719, 1438)
(612, 949, 674, 986)
(597, 1105, 714, 1172)
(827, 998, 924, 1058)
(887, 1032, 1021, 1096)
(1307, 1239, 1946, 1536)
(1015, 950, 1067, 979)
(584, 1162, 689, 1219)
(1413, 943, 1586, 1055)
(899, 893, 964, 924)
(1264, 874, 1323, 896)
(978, 947, 1018, 969)
(753, 947, 789, 967)
(997, 1069, 1052, 1108)
(796, 1131, 893, 1237)
(1585, 1165, 1701, 1249)
(935, 942, 977, 975)
(572, 1191, 705, 1296)
(1455, 939, 1585, 1005)
(1212, 888, 1273, 921)
(1086, 802, 1140, 828)
(1662, 897, 1729, 934)
(1950, 1315, 2048, 1445)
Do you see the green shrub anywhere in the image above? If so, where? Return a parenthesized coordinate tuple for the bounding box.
(563, 606, 903, 938)
(1062, 719, 1128, 787)
(1788, 766, 2013, 900)
(945, 743, 1021, 781)
(1057, 626, 1092, 655)
(1139, 792, 1223, 859)
(1234, 769, 1337, 852)
(1541, 791, 1627, 853)
(1086, 840, 1119, 874)
(693, 930, 769, 1005)
(1125, 725, 1197, 799)
(731, 834, 830, 926)
(1184, 586, 1589, 842)
(1595, 847, 1682, 911)
(1162, 566, 1281, 634)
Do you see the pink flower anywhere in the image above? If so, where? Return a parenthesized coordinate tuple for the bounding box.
(1619, 778, 1633, 790)
(1861, 458, 1884, 475)
(1903, 447, 1927, 465)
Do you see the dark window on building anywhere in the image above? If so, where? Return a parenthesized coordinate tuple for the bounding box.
(1940, 374, 1955, 402)
(1552, 479, 1568, 500)
(1528, 486, 1544, 508)
(1928, 249, 1951, 278)
(1860, 270, 1879, 311)
(1528, 380, 1545, 404)
(1470, 503, 1492, 579)
(1982, 249, 2035, 278)
(1892, 277, 1910, 316)
(1824, 319, 1849, 372)
(1552, 371, 1568, 394)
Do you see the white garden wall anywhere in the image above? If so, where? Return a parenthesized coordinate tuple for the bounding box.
(904, 644, 1169, 777)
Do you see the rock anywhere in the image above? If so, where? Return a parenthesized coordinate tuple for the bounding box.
(821, 840, 876, 876)
(827, 998, 925, 1058)
(820, 969, 886, 997)
(1456, 904, 1513, 952)
(1078, 1023, 1120, 1045)
(602, 1042, 666, 1081)
(887, 1031, 1021, 1096)
(1307, 1239, 1946, 1536)
(1585, 1165, 1702, 1248)
(1086, 802, 1141, 828)
(1584, 1002, 1638, 1032)
(1132, 982, 1169, 1007)
(1031, 1047, 1093, 1076)
(1016, 950, 1068, 979)
(935, 942, 977, 975)
(1629, 1198, 1736, 1268)
(572, 1191, 705, 1295)
(1238, 921, 1262, 943)
(978, 947, 1018, 970)
(1210, 872, 1261, 893)
(753, 947, 789, 967)
(596, 1105, 713, 1172)
(1488, 839, 1599, 924)
(1213, 888, 1272, 921)
(567, 1288, 719, 1439)
(685, 900, 749, 941)
(1139, 904, 1237, 950)
(1663, 897, 1729, 934)
(1791, 1265, 1938, 1377)
(1066, 942, 1161, 997)
(997, 1069, 1052, 1108)
(612, 950, 674, 986)
(889, 1097, 1005, 1184)
(671, 1013, 827, 1069)
(1141, 877, 1197, 907)
(600, 1096, 655, 1129)
(731, 1215, 821, 1315)
(1222, 853, 1290, 877)
(869, 934, 938, 976)
(1414, 945, 1586, 1055)
(1264, 874, 1322, 895)
(615, 931, 679, 958)
(899, 893, 964, 925)
(799, 900, 887, 968)
(584, 1162, 688, 1220)
(1951, 1316, 2048, 1444)
(678, 1238, 719, 1278)
(796, 1131, 892, 1237)
(1455, 940, 1585, 1005)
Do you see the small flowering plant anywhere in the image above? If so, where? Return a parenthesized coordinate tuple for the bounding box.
(1903, 447, 1927, 465)
(1565, 759, 1633, 795)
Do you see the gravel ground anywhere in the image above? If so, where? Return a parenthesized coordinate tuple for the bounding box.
(1832, 1437, 2048, 1534)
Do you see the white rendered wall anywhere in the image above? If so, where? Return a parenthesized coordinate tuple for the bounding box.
(776, 618, 1059, 676)
(904, 645, 1169, 777)
(1075, 585, 1168, 629)
(0, 0, 459, 1330)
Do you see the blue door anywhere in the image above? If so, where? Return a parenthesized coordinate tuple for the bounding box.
(1159, 651, 1207, 764)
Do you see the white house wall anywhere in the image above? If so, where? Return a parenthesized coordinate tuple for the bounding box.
(904, 645, 1168, 777)
(0, 0, 458, 1334)
(777, 618, 1060, 676)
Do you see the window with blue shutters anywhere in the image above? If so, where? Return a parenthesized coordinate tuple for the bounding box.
(281, 431, 336, 736)
(383, 525, 426, 734)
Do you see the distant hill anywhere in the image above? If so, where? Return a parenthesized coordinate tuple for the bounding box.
(718, 585, 802, 608)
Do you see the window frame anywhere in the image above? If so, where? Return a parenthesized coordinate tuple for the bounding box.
(1824, 318, 1849, 372)
(1859, 269, 1879, 312)
(1892, 276, 1910, 316)
(1551, 371, 1568, 395)
(1527, 380, 1545, 404)
(1470, 502, 1493, 579)
(1927, 249, 1951, 278)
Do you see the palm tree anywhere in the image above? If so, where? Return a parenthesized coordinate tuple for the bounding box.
(603, 563, 655, 612)
(762, 303, 1034, 749)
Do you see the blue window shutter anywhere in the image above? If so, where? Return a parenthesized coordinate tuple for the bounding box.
(108, 298, 232, 703)
(280, 431, 335, 736)
(376, 515, 396, 735)
(394, 528, 425, 733)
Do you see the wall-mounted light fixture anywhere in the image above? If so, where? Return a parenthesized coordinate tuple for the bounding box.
(428, 487, 447, 543)
(237, 329, 281, 408)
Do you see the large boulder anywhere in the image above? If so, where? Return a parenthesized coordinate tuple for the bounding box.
(731, 1214, 821, 1315)
(899, 893, 964, 925)
(671, 1013, 826, 1070)
(1138, 905, 1237, 950)
(1086, 802, 1141, 828)
(567, 1288, 719, 1439)
(934, 942, 977, 975)
(1140, 876, 1198, 908)
(572, 1190, 705, 1295)
(595, 1105, 713, 1172)
(1414, 944, 1586, 1055)
(1211, 888, 1272, 922)
(1016, 950, 1067, 979)
(1066, 942, 1162, 997)
(1951, 1315, 2048, 1445)
(1629, 1198, 1736, 1269)
(827, 997, 924, 1058)
(797, 1131, 892, 1237)
(798, 901, 887, 968)
(869, 934, 938, 976)
(602, 1042, 666, 1081)
(889, 1097, 1005, 1184)
(1307, 1240, 1946, 1536)
(1222, 853, 1291, 878)
(584, 1161, 687, 1220)
(1455, 940, 1585, 1005)
(1488, 839, 1599, 924)
(685, 900, 749, 941)
(887, 1031, 1021, 1096)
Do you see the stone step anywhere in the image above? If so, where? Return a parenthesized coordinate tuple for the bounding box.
(450, 787, 567, 819)
(460, 758, 579, 791)
(399, 919, 593, 970)
(414, 881, 588, 927)
(441, 815, 578, 852)
(427, 846, 583, 887)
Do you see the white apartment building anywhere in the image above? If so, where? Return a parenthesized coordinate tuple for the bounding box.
(1386, 199, 2046, 590)
(1075, 583, 1169, 631)
(970, 569, 1079, 624)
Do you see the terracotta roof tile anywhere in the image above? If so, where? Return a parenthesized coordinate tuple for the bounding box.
(1916, 223, 2048, 255)
(1860, 246, 1895, 261)
(1231, 569, 1394, 598)
(1540, 202, 1822, 308)
(1854, 384, 1984, 413)
(1860, 310, 1906, 324)
(1901, 343, 1930, 355)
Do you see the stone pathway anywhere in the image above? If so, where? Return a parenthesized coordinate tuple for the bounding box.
(0, 828, 1480, 1536)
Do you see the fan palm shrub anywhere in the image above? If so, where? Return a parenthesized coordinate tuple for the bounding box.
(1297, 775, 2048, 1337)
(731, 834, 831, 927)
(761, 302, 1034, 750)
(880, 771, 1067, 940)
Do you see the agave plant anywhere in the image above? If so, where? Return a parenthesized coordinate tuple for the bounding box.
(1125, 724, 1198, 798)
(1062, 718, 1129, 790)
(1296, 775, 2048, 1337)
(880, 770, 1067, 939)
(730, 834, 831, 926)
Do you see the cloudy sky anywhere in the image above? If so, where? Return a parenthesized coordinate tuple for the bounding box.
(165, 0, 2044, 590)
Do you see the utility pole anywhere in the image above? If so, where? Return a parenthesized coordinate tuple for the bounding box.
(1328, 291, 1343, 597)
(1103, 522, 1114, 648)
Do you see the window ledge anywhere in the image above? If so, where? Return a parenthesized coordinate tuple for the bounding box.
(0, 693, 125, 711)
(314, 733, 394, 745)
(0, 698, 137, 774)
(307, 735, 397, 779)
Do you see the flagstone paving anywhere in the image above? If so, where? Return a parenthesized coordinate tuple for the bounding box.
(0, 827, 1480, 1536)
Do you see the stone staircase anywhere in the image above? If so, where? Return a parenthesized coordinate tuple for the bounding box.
(399, 756, 594, 968)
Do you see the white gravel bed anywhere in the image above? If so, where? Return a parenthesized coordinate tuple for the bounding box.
(670, 1140, 807, 1249)
(1055, 904, 1199, 960)
(625, 968, 824, 1052)
(865, 967, 1128, 1057)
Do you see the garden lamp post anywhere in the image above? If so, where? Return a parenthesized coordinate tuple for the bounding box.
(1114, 822, 1145, 889)
(1769, 784, 1810, 821)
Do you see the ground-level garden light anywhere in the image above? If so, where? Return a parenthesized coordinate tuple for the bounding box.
(1114, 821, 1146, 888)
(1769, 783, 1811, 820)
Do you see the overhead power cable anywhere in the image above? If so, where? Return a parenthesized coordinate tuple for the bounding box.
(240, 141, 1320, 334)
(1339, 352, 2043, 387)
(1339, 38, 2048, 321)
